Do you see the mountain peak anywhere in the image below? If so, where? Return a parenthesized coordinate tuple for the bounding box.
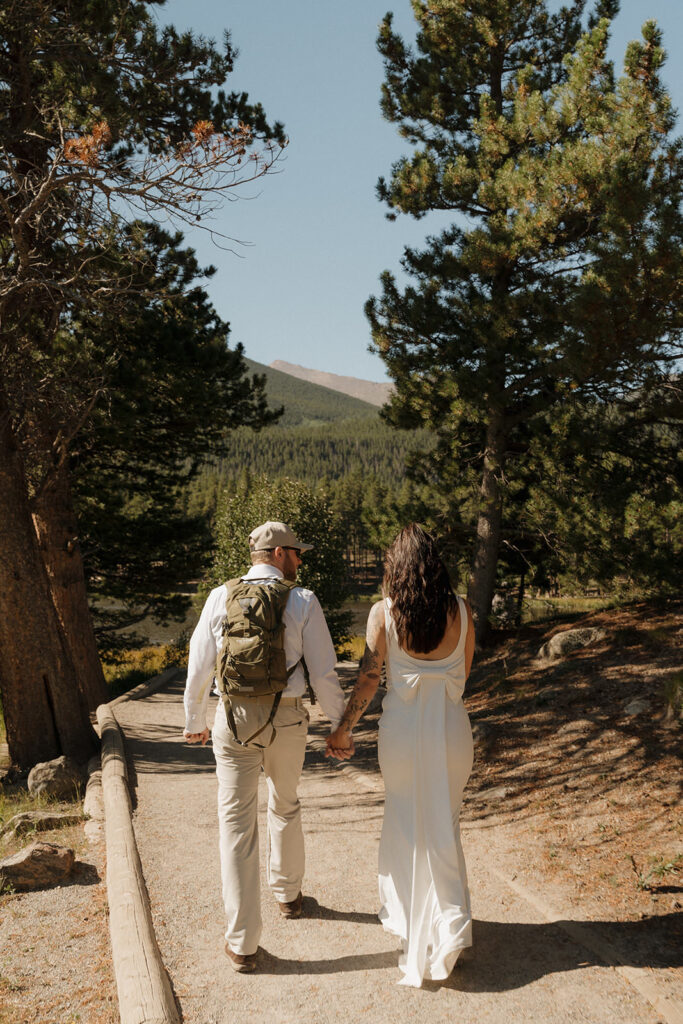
(270, 360, 392, 408)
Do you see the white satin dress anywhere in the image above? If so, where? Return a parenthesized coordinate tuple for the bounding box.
(378, 597, 474, 987)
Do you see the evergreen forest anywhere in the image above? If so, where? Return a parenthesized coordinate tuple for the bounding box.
(185, 359, 432, 506)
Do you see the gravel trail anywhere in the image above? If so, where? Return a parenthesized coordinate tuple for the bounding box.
(112, 675, 673, 1024)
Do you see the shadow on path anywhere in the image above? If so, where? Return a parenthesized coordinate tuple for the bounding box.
(431, 915, 683, 993)
(255, 913, 681, 988)
(257, 948, 398, 975)
(302, 896, 380, 925)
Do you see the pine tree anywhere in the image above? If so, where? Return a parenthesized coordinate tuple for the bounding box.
(0, 0, 284, 766)
(70, 225, 279, 648)
(522, 386, 682, 595)
(367, 0, 683, 641)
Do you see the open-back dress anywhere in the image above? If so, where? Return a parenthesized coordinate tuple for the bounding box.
(378, 596, 474, 987)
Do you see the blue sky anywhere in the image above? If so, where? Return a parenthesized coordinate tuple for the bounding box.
(159, 0, 682, 383)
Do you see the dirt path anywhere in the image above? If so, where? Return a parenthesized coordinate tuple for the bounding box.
(112, 673, 680, 1024)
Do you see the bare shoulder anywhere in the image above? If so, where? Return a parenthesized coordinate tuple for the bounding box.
(367, 599, 386, 633)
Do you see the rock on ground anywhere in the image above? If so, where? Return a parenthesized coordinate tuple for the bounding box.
(0, 841, 74, 892)
(0, 809, 84, 839)
(537, 627, 607, 661)
(28, 755, 84, 799)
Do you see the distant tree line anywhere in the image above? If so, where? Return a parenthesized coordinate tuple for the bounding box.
(183, 417, 431, 509)
(242, 358, 378, 426)
(183, 387, 680, 613)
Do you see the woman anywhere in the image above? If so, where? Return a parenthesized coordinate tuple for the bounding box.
(326, 523, 475, 988)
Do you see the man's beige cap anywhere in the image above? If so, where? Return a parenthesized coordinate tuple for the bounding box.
(248, 521, 314, 552)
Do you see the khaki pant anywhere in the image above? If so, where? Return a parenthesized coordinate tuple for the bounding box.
(212, 696, 309, 955)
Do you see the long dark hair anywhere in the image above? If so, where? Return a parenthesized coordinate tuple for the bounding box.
(383, 523, 457, 653)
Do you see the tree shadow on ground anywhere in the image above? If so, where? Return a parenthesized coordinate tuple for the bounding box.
(122, 727, 216, 811)
(256, 912, 681, 985)
(123, 724, 217, 776)
(427, 913, 682, 993)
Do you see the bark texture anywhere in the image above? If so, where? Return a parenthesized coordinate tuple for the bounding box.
(468, 416, 506, 645)
(33, 463, 108, 711)
(0, 386, 96, 768)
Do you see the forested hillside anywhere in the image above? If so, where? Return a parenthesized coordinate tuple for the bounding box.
(185, 359, 432, 502)
(212, 418, 429, 486)
(244, 358, 378, 425)
(269, 359, 392, 407)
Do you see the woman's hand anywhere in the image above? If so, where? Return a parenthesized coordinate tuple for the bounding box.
(326, 727, 355, 760)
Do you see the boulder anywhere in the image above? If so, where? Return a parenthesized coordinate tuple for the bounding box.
(623, 698, 650, 717)
(537, 627, 607, 662)
(473, 784, 511, 803)
(28, 756, 84, 799)
(0, 842, 74, 892)
(487, 784, 512, 801)
(0, 810, 84, 839)
(556, 718, 598, 737)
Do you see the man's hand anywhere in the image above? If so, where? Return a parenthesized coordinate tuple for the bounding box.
(325, 727, 354, 761)
(184, 728, 210, 746)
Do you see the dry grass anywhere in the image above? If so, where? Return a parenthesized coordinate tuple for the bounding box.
(102, 639, 188, 697)
(0, 786, 88, 861)
(521, 595, 618, 623)
(340, 634, 366, 661)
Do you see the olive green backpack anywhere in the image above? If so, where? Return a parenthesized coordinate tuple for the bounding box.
(216, 577, 300, 746)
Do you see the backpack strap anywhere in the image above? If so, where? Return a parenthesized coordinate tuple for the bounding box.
(224, 690, 284, 748)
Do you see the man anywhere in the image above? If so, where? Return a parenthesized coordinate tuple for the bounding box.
(183, 520, 345, 972)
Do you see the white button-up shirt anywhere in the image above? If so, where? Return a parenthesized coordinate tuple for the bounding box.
(184, 564, 345, 733)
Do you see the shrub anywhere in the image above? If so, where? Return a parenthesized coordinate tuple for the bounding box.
(207, 475, 352, 650)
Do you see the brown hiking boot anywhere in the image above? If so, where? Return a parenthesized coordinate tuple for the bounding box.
(224, 944, 257, 972)
(278, 891, 303, 918)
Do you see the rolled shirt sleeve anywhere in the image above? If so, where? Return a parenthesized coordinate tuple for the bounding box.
(300, 593, 346, 729)
(184, 586, 224, 733)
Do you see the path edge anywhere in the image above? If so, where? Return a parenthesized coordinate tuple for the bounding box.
(96, 686, 181, 1024)
(109, 665, 184, 707)
(485, 860, 683, 1024)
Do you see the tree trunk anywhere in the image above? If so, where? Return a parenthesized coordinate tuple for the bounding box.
(515, 569, 526, 629)
(0, 387, 96, 768)
(32, 462, 109, 711)
(467, 415, 506, 645)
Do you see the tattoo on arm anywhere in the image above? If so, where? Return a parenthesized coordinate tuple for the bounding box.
(340, 696, 369, 730)
(340, 638, 384, 731)
(359, 643, 381, 679)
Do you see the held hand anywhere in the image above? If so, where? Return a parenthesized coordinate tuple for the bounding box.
(325, 727, 355, 761)
(184, 728, 210, 746)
